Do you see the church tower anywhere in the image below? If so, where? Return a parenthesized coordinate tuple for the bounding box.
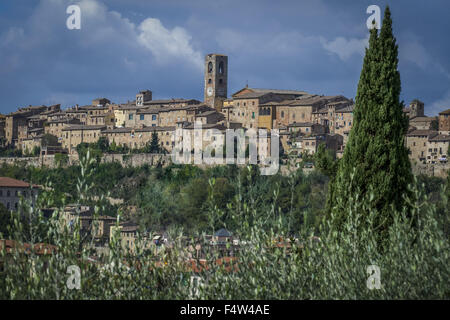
(409, 99, 424, 119)
(204, 54, 228, 111)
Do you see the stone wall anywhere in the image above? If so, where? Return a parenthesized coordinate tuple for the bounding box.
(411, 162, 449, 178)
(101, 153, 171, 167)
(0, 153, 171, 168)
(1, 154, 448, 179)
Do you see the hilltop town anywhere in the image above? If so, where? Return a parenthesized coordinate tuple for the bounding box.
(0, 53, 447, 174)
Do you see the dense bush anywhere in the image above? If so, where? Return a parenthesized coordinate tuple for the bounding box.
(0, 152, 448, 299)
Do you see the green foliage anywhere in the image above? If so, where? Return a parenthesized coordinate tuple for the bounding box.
(54, 153, 69, 167)
(0, 145, 23, 157)
(41, 134, 59, 147)
(330, 7, 413, 237)
(314, 143, 338, 177)
(76, 142, 103, 163)
(148, 132, 160, 153)
(0, 157, 448, 299)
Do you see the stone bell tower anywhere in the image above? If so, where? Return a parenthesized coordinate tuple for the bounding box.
(204, 54, 228, 111)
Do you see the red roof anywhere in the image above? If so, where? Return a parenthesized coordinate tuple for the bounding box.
(0, 177, 34, 188)
(0, 239, 56, 255)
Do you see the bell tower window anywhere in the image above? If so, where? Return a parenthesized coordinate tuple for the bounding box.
(208, 62, 213, 73)
(218, 61, 224, 74)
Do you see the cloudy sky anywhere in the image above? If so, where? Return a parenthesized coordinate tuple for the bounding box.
(0, 0, 449, 115)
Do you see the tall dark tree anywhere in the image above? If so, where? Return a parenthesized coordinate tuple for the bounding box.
(329, 7, 413, 233)
(149, 131, 160, 153)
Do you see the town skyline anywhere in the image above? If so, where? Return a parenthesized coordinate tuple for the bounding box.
(1, 0, 450, 115)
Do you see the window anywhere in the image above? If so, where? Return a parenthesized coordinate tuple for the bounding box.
(208, 78, 212, 84)
(219, 79, 223, 84)
(152, 115, 157, 120)
(218, 61, 224, 74)
(208, 62, 213, 73)
(129, 114, 134, 120)
(281, 111, 284, 118)
(140, 114, 144, 120)
(252, 112, 255, 119)
(7, 190, 10, 197)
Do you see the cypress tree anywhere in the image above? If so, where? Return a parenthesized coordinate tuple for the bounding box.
(149, 131, 160, 153)
(329, 7, 412, 234)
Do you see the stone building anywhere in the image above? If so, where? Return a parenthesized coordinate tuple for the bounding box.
(64, 107, 88, 124)
(62, 125, 106, 154)
(204, 54, 228, 111)
(406, 130, 439, 164)
(5, 105, 49, 146)
(287, 122, 326, 135)
(175, 123, 227, 156)
(427, 134, 450, 163)
(0, 177, 39, 211)
(409, 116, 437, 131)
(194, 110, 225, 125)
(438, 109, 450, 134)
(45, 118, 81, 140)
(136, 90, 152, 107)
(92, 98, 110, 107)
(230, 87, 307, 129)
(102, 126, 176, 152)
(403, 99, 425, 119)
(0, 115, 5, 144)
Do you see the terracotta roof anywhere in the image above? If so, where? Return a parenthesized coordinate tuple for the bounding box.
(0, 240, 56, 255)
(336, 104, 355, 112)
(183, 123, 227, 130)
(102, 126, 176, 134)
(406, 130, 438, 137)
(429, 134, 450, 142)
(409, 116, 436, 122)
(0, 177, 34, 188)
(233, 87, 308, 97)
(143, 99, 200, 105)
(288, 122, 314, 127)
(438, 109, 450, 115)
(62, 125, 106, 131)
